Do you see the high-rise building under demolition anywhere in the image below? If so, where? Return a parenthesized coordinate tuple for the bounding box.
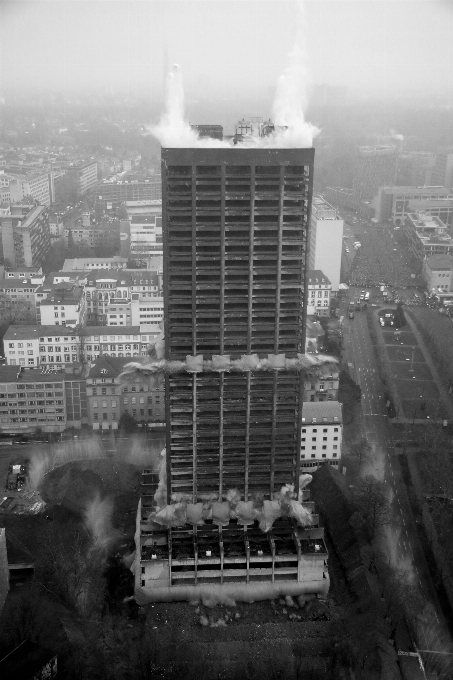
(134, 146, 330, 603)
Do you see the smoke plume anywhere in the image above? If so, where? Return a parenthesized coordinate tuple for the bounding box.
(27, 436, 104, 491)
(150, 1, 318, 149)
(84, 493, 119, 551)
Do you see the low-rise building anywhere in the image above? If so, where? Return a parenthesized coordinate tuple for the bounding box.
(106, 296, 163, 328)
(0, 278, 46, 325)
(301, 401, 343, 472)
(307, 270, 331, 317)
(3, 324, 151, 367)
(86, 355, 164, 431)
(303, 366, 340, 402)
(404, 212, 453, 262)
(120, 200, 162, 261)
(0, 365, 67, 433)
(62, 256, 128, 271)
(39, 282, 86, 327)
(422, 254, 453, 295)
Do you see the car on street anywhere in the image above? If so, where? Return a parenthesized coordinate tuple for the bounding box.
(365, 292, 370, 300)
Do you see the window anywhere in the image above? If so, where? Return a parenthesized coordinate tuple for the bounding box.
(312, 437, 316, 441)
(103, 413, 108, 420)
(323, 437, 327, 441)
(322, 445, 327, 450)
(124, 398, 128, 405)
(101, 388, 106, 395)
(111, 400, 117, 408)
(301, 446, 305, 451)
(102, 401, 107, 408)
(334, 427, 338, 432)
(334, 436, 338, 441)
(312, 445, 316, 450)
(131, 397, 137, 405)
(93, 401, 98, 408)
(333, 445, 338, 450)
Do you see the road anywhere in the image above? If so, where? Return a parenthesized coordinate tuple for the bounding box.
(340, 291, 453, 678)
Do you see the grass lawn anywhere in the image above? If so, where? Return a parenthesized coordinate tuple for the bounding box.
(390, 362, 432, 381)
(401, 398, 447, 420)
(395, 379, 439, 401)
(382, 330, 417, 345)
(386, 345, 425, 362)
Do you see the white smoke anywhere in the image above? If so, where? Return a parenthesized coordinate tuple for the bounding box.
(84, 493, 120, 551)
(390, 129, 404, 142)
(150, 1, 318, 149)
(27, 436, 104, 491)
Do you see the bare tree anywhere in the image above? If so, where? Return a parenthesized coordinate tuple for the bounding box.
(350, 475, 395, 541)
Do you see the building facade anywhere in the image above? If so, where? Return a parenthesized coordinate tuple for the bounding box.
(403, 212, 453, 262)
(39, 282, 86, 327)
(300, 401, 342, 472)
(306, 270, 331, 317)
(374, 186, 453, 226)
(0, 204, 51, 268)
(134, 146, 332, 604)
(422, 254, 453, 295)
(309, 196, 343, 293)
(303, 366, 339, 402)
(120, 201, 162, 261)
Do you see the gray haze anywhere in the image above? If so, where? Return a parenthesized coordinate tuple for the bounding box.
(1, 0, 453, 101)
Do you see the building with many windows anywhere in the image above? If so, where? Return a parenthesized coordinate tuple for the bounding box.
(374, 185, 453, 226)
(403, 212, 453, 262)
(300, 401, 342, 472)
(134, 145, 332, 604)
(86, 356, 164, 430)
(422, 254, 453, 296)
(0, 204, 51, 268)
(39, 282, 86, 327)
(0, 278, 46, 325)
(306, 270, 331, 317)
(119, 201, 162, 261)
(3, 324, 154, 368)
(0, 365, 67, 433)
(97, 175, 162, 210)
(303, 365, 339, 403)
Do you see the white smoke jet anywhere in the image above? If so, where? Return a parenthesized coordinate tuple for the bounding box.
(150, 0, 318, 150)
(390, 129, 404, 142)
(84, 493, 119, 551)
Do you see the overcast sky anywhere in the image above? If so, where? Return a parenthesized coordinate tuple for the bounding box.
(1, 0, 453, 101)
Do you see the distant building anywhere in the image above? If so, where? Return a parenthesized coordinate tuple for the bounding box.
(64, 217, 120, 251)
(8, 170, 51, 206)
(0, 278, 46, 325)
(0, 204, 51, 268)
(97, 175, 161, 210)
(1, 266, 44, 283)
(307, 270, 332, 317)
(403, 212, 453, 262)
(120, 200, 162, 261)
(422, 254, 453, 295)
(106, 296, 163, 329)
(39, 282, 86, 327)
(301, 401, 343, 472)
(309, 196, 344, 293)
(62, 256, 128, 271)
(374, 186, 453, 226)
(431, 148, 453, 188)
(54, 160, 98, 202)
(353, 145, 398, 213)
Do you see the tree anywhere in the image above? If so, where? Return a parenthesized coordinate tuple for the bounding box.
(350, 475, 395, 541)
(348, 437, 373, 469)
(393, 302, 406, 328)
(118, 411, 137, 434)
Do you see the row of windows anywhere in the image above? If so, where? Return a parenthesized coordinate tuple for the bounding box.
(301, 452, 338, 458)
(310, 291, 330, 297)
(302, 427, 339, 433)
(123, 396, 161, 405)
(301, 445, 338, 451)
(302, 436, 339, 442)
(0, 416, 65, 422)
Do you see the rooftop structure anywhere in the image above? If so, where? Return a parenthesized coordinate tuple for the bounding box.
(404, 212, 453, 262)
(62, 256, 128, 271)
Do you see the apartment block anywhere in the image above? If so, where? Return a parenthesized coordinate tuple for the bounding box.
(84, 270, 161, 325)
(301, 401, 343, 471)
(3, 324, 150, 368)
(0, 204, 51, 268)
(97, 176, 162, 210)
(422, 254, 453, 295)
(0, 278, 46, 325)
(0, 365, 67, 433)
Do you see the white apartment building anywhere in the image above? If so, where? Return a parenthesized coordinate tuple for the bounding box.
(309, 196, 344, 293)
(8, 171, 51, 206)
(39, 283, 86, 327)
(3, 325, 153, 368)
(303, 366, 340, 403)
(120, 201, 162, 260)
(301, 401, 343, 472)
(307, 270, 332, 317)
(106, 296, 163, 328)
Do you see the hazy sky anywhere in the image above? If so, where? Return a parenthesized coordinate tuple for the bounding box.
(1, 0, 453, 100)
